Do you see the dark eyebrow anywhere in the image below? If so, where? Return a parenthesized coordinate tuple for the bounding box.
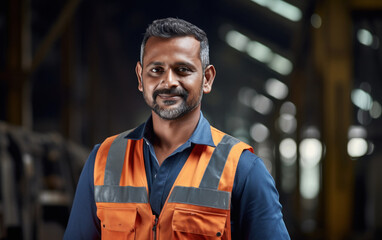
(174, 62, 197, 70)
(146, 62, 164, 68)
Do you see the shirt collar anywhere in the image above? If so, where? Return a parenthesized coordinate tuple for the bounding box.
(125, 112, 215, 147)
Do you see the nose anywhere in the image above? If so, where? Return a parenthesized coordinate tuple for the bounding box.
(162, 69, 179, 88)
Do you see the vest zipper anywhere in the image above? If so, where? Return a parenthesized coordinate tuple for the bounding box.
(152, 215, 158, 240)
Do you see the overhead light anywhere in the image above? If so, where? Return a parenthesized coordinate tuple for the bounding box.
(251, 94, 274, 115)
(300, 163, 320, 199)
(357, 29, 373, 46)
(280, 101, 296, 116)
(347, 138, 368, 158)
(347, 126, 368, 158)
(357, 109, 372, 126)
(225, 30, 249, 52)
(299, 136, 322, 200)
(311, 14, 322, 29)
(250, 123, 270, 142)
(357, 28, 380, 49)
(247, 41, 273, 63)
(351, 88, 373, 111)
(279, 138, 297, 165)
(265, 78, 289, 100)
(268, 54, 293, 76)
(250, 0, 302, 22)
(278, 113, 297, 134)
(224, 29, 293, 75)
(370, 101, 382, 119)
(299, 138, 323, 168)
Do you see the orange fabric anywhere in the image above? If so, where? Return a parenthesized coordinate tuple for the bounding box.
(94, 135, 118, 186)
(94, 127, 253, 240)
(119, 139, 147, 187)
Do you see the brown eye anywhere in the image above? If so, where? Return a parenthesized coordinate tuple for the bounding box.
(150, 67, 163, 73)
(178, 67, 190, 72)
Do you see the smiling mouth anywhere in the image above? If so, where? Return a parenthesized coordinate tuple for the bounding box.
(157, 94, 181, 100)
(153, 88, 187, 102)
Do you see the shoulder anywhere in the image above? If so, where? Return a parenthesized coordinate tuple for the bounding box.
(234, 150, 275, 195)
(83, 144, 101, 174)
(97, 127, 139, 159)
(210, 126, 253, 150)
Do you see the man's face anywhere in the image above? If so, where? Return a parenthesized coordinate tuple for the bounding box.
(136, 36, 206, 120)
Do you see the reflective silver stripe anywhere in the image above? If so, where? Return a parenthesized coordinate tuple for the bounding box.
(168, 186, 230, 210)
(104, 130, 131, 185)
(199, 135, 240, 190)
(95, 185, 148, 203)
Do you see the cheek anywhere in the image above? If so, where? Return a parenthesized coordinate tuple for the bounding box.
(142, 81, 157, 99)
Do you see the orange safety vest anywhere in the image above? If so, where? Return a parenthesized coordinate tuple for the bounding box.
(94, 126, 253, 240)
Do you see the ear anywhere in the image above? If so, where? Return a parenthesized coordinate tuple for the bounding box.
(136, 61, 143, 92)
(202, 65, 216, 94)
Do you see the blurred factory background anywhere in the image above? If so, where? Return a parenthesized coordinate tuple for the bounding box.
(0, 0, 381, 239)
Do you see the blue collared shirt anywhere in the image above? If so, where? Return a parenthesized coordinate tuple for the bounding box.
(64, 113, 290, 239)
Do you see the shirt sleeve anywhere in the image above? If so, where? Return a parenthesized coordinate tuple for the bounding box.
(231, 150, 290, 240)
(64, 145, 101, 240)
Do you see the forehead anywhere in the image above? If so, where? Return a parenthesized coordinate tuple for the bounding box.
(143, 36, 201, 66)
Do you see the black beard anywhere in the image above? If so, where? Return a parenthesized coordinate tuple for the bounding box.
(152, 88, 188, 103)
(140, 76, 204, 120)
(151, 87, 190, 120)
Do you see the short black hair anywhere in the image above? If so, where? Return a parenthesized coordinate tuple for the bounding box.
(140, 17, 210, 69)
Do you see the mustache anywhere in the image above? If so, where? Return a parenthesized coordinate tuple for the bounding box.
(153, 88, 188, 99)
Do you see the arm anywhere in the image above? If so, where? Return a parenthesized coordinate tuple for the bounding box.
(64, 145, 101, 240)
(231, 150, 290, 240)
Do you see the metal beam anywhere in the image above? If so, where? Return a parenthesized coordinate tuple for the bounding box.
(3, 0, 81, 127)
(5, 0, 29, 126)
(31, 0, 81, 73)
(313, 0, 355, 239)
(351, 0, 382, 10)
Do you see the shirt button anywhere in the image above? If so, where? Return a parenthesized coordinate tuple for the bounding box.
(216, 232, 222, 237)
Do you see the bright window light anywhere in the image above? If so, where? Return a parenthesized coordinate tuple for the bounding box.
(357, 29, 373, 46)
(224, 29, 293, 75)
(370, 101, 382, 119)
(280, 101, 296, 116)
(250, 123, 270, 142)
(351, 89, 373, 111)
(300, 164, 320, 199)
(251, 94, 274, 115)
(246, 41, 273, 63)
(225, 30, 249, 52)
(279, 138, 297, 165)
(250, 0, 302, 22)
(268, 54, 293, 75)
(278, 113, 297, 134)
(299, 138, 323, 168)
(265, 78, 289, 100)
(311, 14, 322, 28)
(272, 0, 302, 22)
(347, 138, 368, 158)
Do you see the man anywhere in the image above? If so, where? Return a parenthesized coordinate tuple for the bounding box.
(64, 17, 290, 239)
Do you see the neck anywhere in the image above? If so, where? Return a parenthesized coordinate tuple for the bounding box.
(151, 107, 201, 165)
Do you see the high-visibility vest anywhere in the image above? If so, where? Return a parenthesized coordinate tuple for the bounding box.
(94, 126, 253, 240)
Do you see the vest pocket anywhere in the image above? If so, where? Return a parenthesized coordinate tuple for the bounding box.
(172, 207, 227, 239)
(98, 207, 137, 240)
